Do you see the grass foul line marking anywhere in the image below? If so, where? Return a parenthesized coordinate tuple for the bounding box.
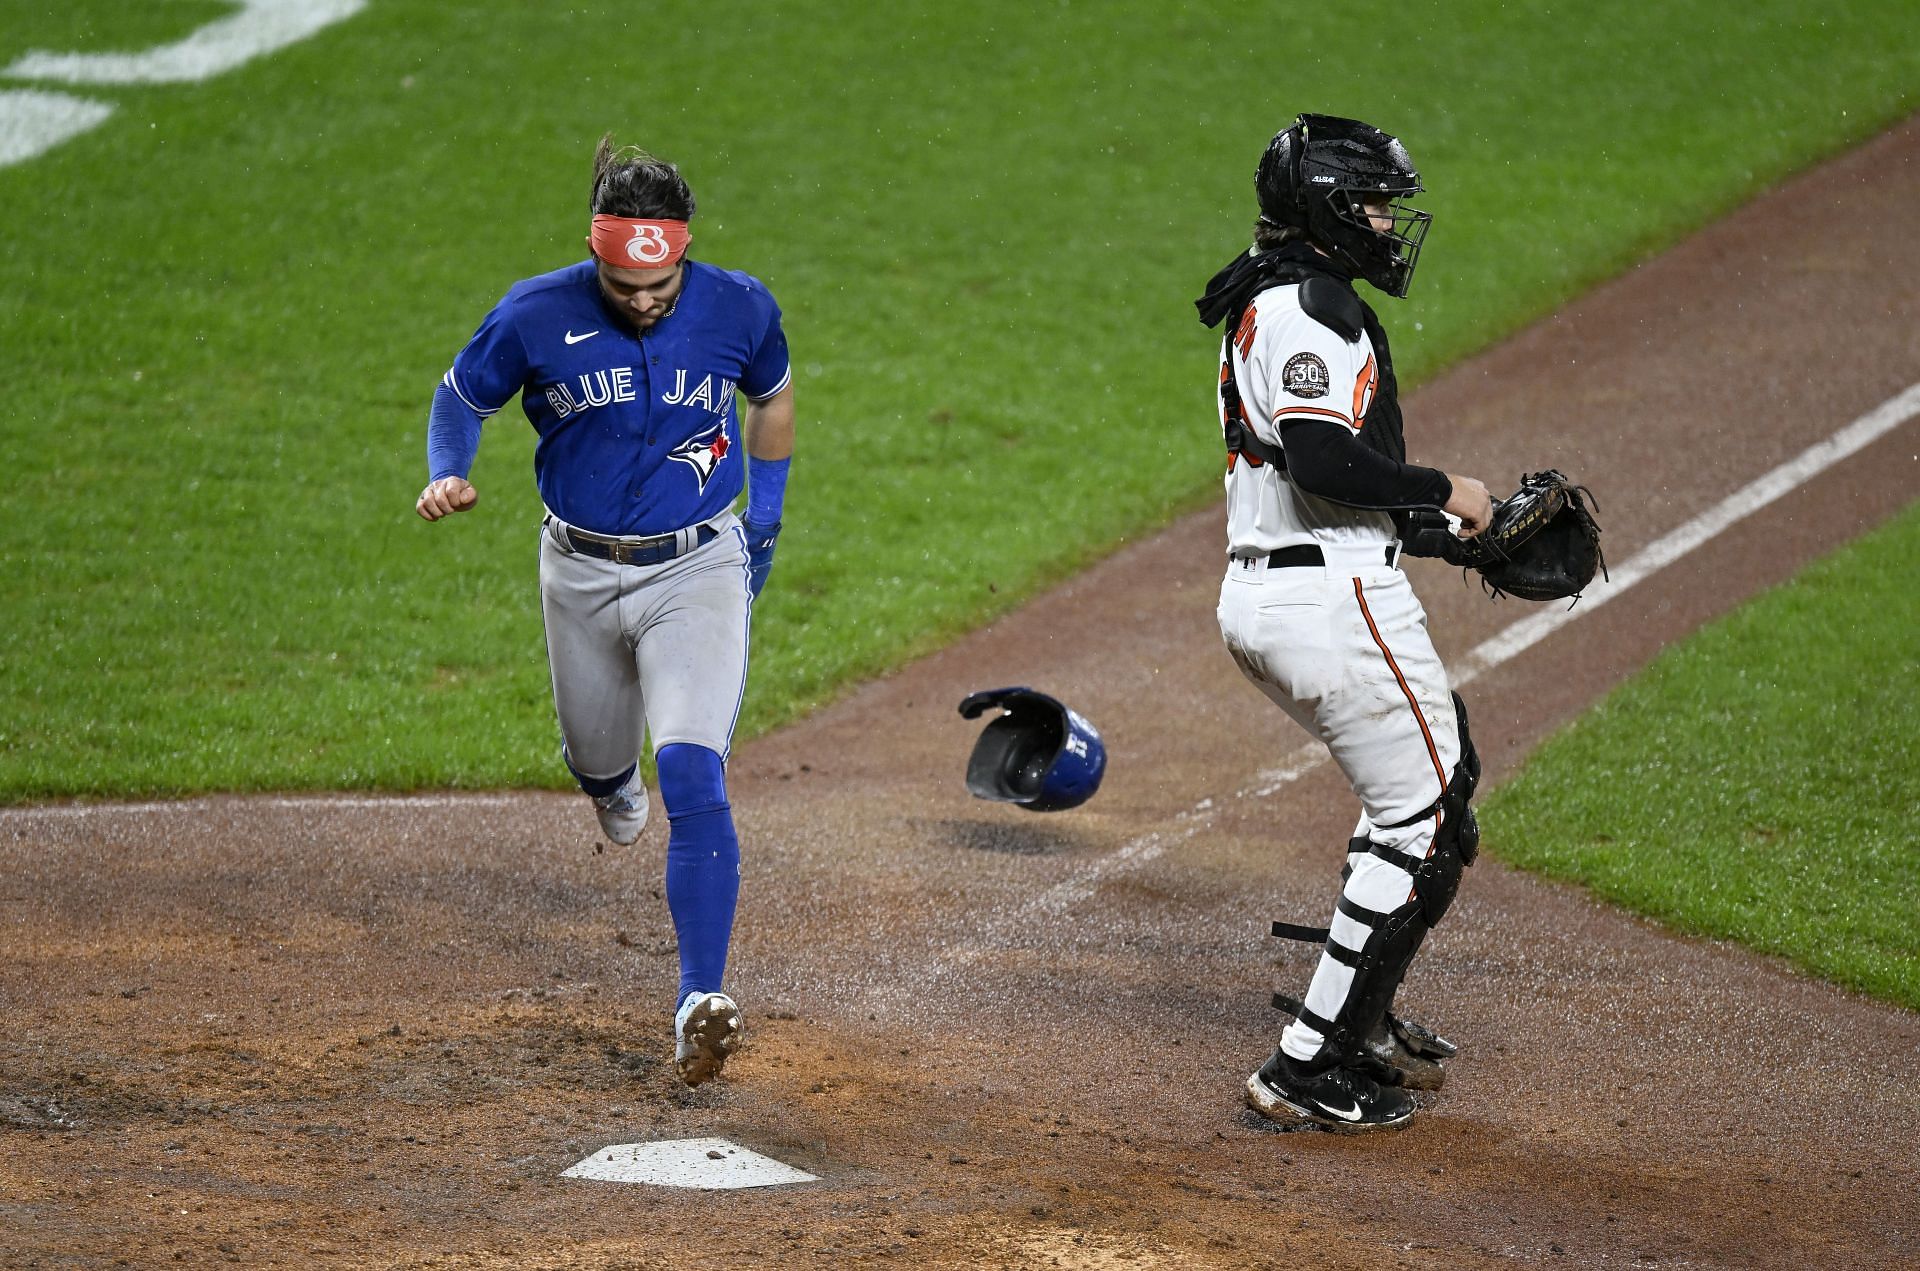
(0, 90, 114, 168)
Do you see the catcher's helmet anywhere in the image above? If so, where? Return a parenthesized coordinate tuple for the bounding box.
(1255, 113, 1431, 297)
(958, 687, 1106, 812)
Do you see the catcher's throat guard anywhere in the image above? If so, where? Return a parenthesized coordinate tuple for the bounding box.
(958, 687, 1106, 812)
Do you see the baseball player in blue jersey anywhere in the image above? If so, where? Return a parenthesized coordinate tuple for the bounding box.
(416, 136, 794, 1086)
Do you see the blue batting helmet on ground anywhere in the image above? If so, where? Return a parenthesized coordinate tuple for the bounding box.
(958, 687, 1106, 812)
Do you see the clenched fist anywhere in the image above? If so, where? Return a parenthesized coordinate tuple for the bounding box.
(417, 476, 478, 522)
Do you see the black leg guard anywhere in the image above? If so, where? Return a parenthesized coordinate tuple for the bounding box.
(1269, 693, 1482, 1076)
(1443, 690, 1481, 869)
(1391, 690, 1481, 924)
(1274, 889, 1431, 1076)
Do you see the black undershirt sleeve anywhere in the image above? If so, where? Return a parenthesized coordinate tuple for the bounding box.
(1276, 416, 1452, 511)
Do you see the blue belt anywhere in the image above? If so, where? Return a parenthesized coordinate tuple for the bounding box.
(555, 520, 719, 566)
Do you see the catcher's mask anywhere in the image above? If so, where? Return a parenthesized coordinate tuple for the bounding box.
(958, 687, 1106, 812)
(1255, 113, 1431, 297)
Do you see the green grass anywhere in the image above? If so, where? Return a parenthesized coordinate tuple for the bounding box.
(3, 0, 1918, 799)
(1481, 504, 1920, 1009)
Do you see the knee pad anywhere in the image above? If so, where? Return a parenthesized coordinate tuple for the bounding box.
(1444, 690, 1482, 865)
(1379, 692, 1480, 924)
(1377, 783, 1472, 927)
(655, 743, 729, 820)
(1406, 833, 1468, 926)
(1416, 693, 1481, 914)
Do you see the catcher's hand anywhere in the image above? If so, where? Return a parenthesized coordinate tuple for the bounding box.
(1442, 474, 1492, 537)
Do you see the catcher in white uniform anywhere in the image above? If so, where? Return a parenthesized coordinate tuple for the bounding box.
(1196, 114, 1493, 1131)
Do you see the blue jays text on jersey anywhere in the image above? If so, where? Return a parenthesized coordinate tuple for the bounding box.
(429, 258, 791, 536)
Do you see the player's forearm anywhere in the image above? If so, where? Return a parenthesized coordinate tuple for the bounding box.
(1277, 417, 1451, 511)
(742, 385, 794, 461)
(740, 384, 794, 528)
(426, 381, 485, 481)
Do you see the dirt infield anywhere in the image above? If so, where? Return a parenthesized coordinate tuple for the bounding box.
(5, 120, 1919, 1269)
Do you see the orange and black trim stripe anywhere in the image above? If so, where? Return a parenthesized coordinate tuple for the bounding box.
(1272, 405, 1354, 429)
(1352, 351, 1378, 424)
(1352, 579, 1448, 800)
(1354, 578, 1448, 899)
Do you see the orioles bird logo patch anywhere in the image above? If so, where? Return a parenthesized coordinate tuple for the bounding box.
(668, 420, 731, 492)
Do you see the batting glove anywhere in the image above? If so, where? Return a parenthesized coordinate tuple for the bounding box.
(743, 517, 781, 597)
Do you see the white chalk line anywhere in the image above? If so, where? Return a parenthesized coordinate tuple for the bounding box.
(1452, 380, 1920, 679)
(1, 794, 524, 822)
(0, 90, 115, 167)
(0, 2, 367, 171)
(5, 1, 367, 86)
(964, 378, 1920, 949)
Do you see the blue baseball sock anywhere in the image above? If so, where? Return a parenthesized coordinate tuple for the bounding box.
(654, 743, 740, 1006)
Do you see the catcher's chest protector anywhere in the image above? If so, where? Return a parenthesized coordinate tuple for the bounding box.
(1213, 253, 1408, 473)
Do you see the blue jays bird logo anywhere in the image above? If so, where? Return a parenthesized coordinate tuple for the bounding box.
(668, 420, 731, 491)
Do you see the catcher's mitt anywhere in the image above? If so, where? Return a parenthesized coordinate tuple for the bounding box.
(1407, 470, 1606, 603)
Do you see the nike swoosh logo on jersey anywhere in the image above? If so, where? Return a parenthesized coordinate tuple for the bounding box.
(564, 329, 600, 345)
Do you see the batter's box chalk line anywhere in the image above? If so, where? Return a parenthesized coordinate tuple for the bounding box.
(562, 1137, 819, 1189)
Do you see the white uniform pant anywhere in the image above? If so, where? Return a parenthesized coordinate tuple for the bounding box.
(538, 513, 752, 780)
(1218, 550, 1461, 1062)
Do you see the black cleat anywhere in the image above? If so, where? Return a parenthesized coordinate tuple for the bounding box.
(1362, 1013, 1451, 1090)
(1386, 1010, 1456, 1059)
(1246, 1049, 1415, 1132)
(1273, 992, 1457, 1090)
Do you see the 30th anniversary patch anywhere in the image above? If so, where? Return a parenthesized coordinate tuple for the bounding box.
(1281, 352, 1331, 399)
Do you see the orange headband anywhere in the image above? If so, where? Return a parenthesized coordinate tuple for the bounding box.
(590, 215, 690, 269)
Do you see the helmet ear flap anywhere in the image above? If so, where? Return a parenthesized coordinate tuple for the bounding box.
(1288, 119, 1309, 220)
(1255, 118, 1313, 232)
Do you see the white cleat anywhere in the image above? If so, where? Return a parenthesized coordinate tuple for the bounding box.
(591, 774, 649, 845)
(674, 991, 743, 1087)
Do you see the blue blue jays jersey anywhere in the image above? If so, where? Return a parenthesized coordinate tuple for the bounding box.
(443, 259, 790, 536)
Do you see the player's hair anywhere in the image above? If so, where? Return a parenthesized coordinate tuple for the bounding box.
(590, 133, 696, 220)
(1253, 216, 1308, 252)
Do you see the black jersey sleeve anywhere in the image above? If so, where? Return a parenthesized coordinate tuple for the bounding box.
(1276, 417, 1452, 511)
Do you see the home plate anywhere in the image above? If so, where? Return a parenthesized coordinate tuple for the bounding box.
(562, 1138, 818, 1189)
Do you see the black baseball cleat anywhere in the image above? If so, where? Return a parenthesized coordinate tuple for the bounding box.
(1245, 1049, 1416, 1132)
(1362, 1012, 1454, 1091)
(1272, 992, 1456, 1091)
